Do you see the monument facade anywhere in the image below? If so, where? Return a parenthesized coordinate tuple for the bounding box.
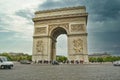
(32, 6, 89, 63)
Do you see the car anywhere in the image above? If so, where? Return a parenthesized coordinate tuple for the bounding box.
(0, 56, 14, 69)
(113, 61, 120, 66)
(20, 60, 31, 64)
(52, 61, 59, 65)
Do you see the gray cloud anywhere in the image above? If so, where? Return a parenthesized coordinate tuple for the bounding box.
(36, 0, 120, 55)
(15, 9, 34, 25)
(86, 0, 120, 21)
(38, 0, 120, 21)
(15, 9, 34, 20)
(0, 13, 14, 32)
(85, 0, 120, 34)
(38, 0, 84, 10)
(0, 13, 12, 26)
(0, 0, 120, 55)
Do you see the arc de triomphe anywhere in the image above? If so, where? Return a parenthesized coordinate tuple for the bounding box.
(32, 6, 89, 63)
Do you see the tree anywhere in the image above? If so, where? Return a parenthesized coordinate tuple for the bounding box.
(97, 57, 103, 62)
(89, 57, 97, 62)
(56, 55, 67, 62)
(0, 52, 32, 61)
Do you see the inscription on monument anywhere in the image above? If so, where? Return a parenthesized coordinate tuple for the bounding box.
(73, 38, 83, 53)
(71, 24, 84, 32)
(35, 27, 46, 34)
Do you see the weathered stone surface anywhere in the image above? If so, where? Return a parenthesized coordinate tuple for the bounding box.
(35, 27, 46, 34)
(32, 6, 89, 62)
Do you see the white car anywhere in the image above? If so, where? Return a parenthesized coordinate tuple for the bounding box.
(0, 56, 14, 69)
(113, 61, 120, 66)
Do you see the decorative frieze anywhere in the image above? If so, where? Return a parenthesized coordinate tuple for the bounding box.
(71, 24, 84, 32)
(35, 27, 46, 34)
(33, 13, 88, 22)
(35, 17, 84, 25)
(73, 38, 83, 53)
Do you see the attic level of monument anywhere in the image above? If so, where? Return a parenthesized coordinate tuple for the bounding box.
(35, 6, 86, 14)
(32, 6, 88, 22)
(32, 6, 89, 63)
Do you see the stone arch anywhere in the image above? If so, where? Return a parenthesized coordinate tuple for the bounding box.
(49, 23, 69, 36)
(50, 27, 68, 60)
(32, 6, 89, 63)
(50, 27, 67, 40)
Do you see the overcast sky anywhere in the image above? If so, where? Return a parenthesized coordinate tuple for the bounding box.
(0, 0, 120, 56)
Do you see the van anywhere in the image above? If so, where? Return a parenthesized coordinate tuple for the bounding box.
(113, 60, 120, 66)
(0, 56, 14, 69)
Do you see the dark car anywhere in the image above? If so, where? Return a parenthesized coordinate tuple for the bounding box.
(52, 61, 59, 65)
(20, 60, 31, 64)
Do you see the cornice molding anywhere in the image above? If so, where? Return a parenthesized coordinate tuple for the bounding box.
(68, 33, 88, 36)
(35, 6, 86, 14)
(33, 13, 88, 22)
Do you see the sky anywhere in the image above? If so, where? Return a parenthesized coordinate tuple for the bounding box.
(0, 0, 120, 56)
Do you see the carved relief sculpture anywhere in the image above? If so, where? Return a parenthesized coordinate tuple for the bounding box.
(71, 24, 84, 32)
(73, 38, 83, 53)
(49, 23, 69, 33)
(36, 40, 44, 53)
(35, 27, 46, 34)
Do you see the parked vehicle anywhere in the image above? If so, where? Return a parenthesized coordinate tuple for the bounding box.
(20, 60, 31, 64)
(52, 61, 59, 65)
(0, 56, 14, 69)
(113, 61, 120, 66)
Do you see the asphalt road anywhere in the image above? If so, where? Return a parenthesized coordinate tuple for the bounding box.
(0, 63, 120, 80)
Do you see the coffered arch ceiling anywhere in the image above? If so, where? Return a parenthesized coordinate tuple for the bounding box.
(51, 27, 67, 40)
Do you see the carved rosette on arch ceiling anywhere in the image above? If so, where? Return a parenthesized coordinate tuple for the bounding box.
(73, 38, 83, 53)
(36, 40, 44, 53)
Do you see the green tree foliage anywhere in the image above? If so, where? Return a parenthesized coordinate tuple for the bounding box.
(97, 57, 103, 62)
(56, 55, 67, 62)
(89, 56, 120, 62)
(0, 53, 32, 61)
(89, 57, 97, 62)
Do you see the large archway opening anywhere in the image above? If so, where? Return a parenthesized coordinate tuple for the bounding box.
(50, 27, 67, 60)
(56, 34, 67, 57)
